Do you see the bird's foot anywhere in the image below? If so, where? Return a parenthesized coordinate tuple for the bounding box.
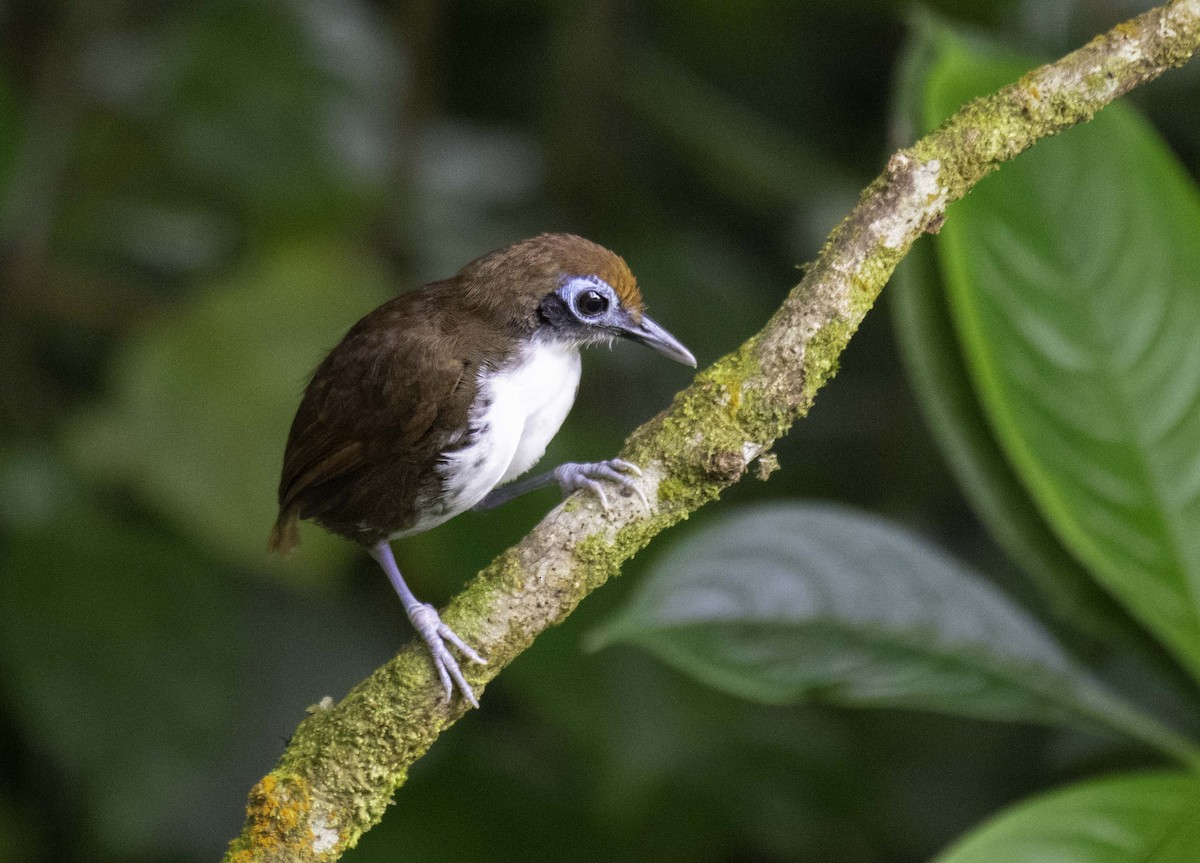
(553, 459, 648, 511)
(406, 603, 487, 708)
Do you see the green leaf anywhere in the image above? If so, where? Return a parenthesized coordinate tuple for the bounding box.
(592, 503, 1196, 762)
(65, 240, 389, 580)
(889, 16, 1132, 639)
(927, 38, 1200, 680)
(934, 772, 1200, 863)
(891, 237, 1133, 637)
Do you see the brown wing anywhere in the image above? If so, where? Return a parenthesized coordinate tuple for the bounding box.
(270, 291, 475, 552)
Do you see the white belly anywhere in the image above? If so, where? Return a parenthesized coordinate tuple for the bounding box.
(416, 341, 581, 534)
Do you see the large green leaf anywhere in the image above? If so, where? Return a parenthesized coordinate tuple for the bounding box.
(65, 241, 389, 579)
(927, 39, 1200, 679)
(892, 238, 1133, 637)
(888, 19, 1133, 639)
(934, 772, 1200, 863)
(592, 503, 1195, 761)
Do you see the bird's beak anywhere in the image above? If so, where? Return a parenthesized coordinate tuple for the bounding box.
(619, 313, 697, 367)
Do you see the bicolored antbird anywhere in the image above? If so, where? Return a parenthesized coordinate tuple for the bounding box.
(270, 234, 695, 706)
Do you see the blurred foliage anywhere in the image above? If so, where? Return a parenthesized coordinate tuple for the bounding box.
(0, 450, 237, 854)
(1, 1, 1199, 863)
(65, 241, 390, 579)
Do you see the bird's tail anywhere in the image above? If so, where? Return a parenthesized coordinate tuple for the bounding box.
(268, 506, 301, 555)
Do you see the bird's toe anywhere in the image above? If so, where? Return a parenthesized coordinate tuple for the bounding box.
(556, 459, 650, 511)
(609, 459, 643, 476)
(409, 603, 482, 707)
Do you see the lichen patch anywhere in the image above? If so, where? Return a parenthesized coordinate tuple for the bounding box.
(311, 815, 340, 855)
(870, 158, 947, 249)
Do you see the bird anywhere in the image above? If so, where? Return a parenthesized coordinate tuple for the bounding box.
(269, 233, 696, 707)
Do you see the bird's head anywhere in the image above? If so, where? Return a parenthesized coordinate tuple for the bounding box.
(457, 233, 697, 367)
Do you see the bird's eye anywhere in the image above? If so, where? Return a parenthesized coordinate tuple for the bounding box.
(575, 289, 609, 317)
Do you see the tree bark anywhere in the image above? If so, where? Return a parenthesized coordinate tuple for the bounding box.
(224, 2, 1200, 860)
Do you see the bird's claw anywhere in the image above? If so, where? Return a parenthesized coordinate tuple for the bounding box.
(408, 603, 486, 709)
(554, 459, 649, 511)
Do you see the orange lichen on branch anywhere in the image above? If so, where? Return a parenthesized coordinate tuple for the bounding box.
(226, 773, 321, 863)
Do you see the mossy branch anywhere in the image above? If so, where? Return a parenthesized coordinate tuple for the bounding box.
(224, 3, 1200, 860)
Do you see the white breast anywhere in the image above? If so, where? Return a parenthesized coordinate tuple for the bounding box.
(400, 341, 580, 538)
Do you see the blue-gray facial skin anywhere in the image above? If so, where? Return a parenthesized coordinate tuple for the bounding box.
(552, 275, 697, 366)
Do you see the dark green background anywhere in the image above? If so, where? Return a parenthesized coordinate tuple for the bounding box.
(1, 1, 1197, 861)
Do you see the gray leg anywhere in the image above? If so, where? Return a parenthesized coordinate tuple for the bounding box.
(369, 542, 486, 708)
(472, 470, 558, 511)
(473, 458, 648, 511)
